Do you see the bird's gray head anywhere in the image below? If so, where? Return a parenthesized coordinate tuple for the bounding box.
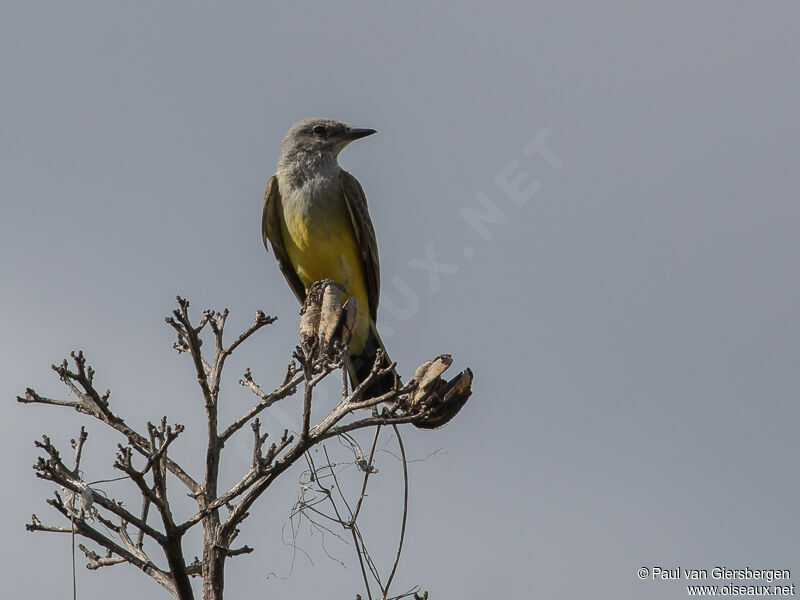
(278, 118, 376, 169)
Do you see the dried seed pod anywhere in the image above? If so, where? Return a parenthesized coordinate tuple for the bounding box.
(408, 354, 453, 409)
(413, 367, 473, 430)
(299, 283, 324, 348)
(318, 283, 345, 351)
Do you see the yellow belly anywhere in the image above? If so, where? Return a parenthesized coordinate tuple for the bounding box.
(279, 196, 371, 354)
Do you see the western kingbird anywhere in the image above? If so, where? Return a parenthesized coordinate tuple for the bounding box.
(262, 118, 394, 396)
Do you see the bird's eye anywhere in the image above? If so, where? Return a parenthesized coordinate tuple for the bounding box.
(312, 125, 326, 135)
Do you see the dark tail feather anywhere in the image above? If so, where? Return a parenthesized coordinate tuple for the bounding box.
(346, 321, 398, 399)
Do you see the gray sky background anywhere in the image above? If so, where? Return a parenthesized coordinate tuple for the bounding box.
(3, 2, 799, 599)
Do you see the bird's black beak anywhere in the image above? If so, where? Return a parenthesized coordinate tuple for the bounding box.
(341, 128, 377, 141)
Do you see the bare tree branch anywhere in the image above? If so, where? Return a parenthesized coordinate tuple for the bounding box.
(33, 434, 167, 545)
(18, 352, 199, 494)
(219, 368, 302, 442)
(29, 495, 177, 595)
(19, 291, 472, 600)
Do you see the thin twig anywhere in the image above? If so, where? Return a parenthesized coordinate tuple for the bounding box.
(71, 515, 77, 600)
(352, 525, 373, 600)
(322, 446, 354, 519)
(351, 426, 382, 525)
(382, 425, 409, 600)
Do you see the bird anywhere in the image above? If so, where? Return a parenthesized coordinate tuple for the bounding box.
(262, 118, 395, 398)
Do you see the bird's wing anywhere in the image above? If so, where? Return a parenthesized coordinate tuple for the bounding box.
(340, 170, 381, 321)
(262, 175, 307, 304)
